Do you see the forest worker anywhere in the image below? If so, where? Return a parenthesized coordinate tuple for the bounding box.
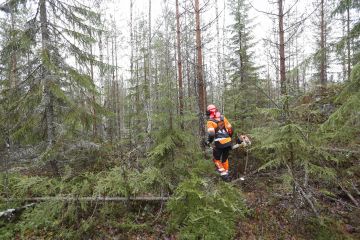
(205, 104, 233, 181)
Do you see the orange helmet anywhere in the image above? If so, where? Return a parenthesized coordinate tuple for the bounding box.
(207, 104, 217, 112)
(206, 104, 217, 116)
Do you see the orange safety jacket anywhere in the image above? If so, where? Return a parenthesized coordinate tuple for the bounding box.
(207, 115, 232, 148)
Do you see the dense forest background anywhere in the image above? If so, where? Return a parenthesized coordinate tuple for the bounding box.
(0, 0, 359, 239)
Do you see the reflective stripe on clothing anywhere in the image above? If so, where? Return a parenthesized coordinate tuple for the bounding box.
(220, 171, 228, 176)
(214, 137, 226, 142)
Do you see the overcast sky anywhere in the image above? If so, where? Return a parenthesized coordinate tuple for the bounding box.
(0, 0, 351, 82)
(101, 0, 323, 80)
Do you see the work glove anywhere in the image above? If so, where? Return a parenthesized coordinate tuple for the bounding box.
(203, 139, 211, 147)
(237, 135, 251, 146)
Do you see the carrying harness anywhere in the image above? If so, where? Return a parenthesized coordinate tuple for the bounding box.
(208, 115, 230, 142)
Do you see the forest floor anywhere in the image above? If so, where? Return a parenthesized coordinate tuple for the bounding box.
(234, 170, 360, 240)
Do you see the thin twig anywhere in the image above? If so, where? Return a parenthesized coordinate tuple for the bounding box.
(244, 149, 249, 175)
(286, 164, 320, 219)
(351, 181, 360, 196)
(339, 183, 359, 207)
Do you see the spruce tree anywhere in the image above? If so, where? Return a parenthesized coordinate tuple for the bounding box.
(0, 0, 104, 175)
(225, 0, 265, 131)
(332, 0, 360, 78)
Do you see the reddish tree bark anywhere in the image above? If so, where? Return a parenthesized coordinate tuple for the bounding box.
(195, 0, 206, 140)
(176, 0, 184, 129)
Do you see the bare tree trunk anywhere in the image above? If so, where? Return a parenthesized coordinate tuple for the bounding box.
(278, 0, 289, 122)
(146, 0, 153, 136)
(176, 0, 184, 129)
(114, 31, 121, 139)
(135, 32, 140, 129)
(320, 0, 326, 86)
(130, 0, 135, 140)
(295, 31, 300, 93)
(221, 0, 226, 113)
(130, 0, 134, 83)
(98, 30, 105, 138)
(342, 14, 347, 80)
(346, 5, 351, 80)
(237, 2, 244, 84)
(278, 0, 286, 96)
(9, 8, 17, 89)
(203, 54, 207, 106)
(184, 1, 192, 112)
(215, 0, 221, 105)
(3, 139, 10, 203)
(195, 0, 206, 143)
(111, 34, 118, 139)
(40, 0, 54, 147)
(89, 31, 97, 138)
(164, 2, 173, 130)
(106, 34, 113, 142)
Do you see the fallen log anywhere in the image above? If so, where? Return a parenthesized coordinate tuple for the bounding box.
(2, 196, 170, 202)
(320, 147, 360, 155)
(0, 203, 35, 221)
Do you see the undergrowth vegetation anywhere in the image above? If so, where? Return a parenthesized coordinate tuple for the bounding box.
(167, 175, 246, 239)
(0, 126, 250, 239)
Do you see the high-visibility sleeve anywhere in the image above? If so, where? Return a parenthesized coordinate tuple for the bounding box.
(224, 117, 232, 129)
(207, 120, 217, 129)
(207, 121, 217, 137)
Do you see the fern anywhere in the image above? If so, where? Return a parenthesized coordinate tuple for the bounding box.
(94, 167, 128, 197)
(12, 175, 61, 198)
(128, 167, 165, 195)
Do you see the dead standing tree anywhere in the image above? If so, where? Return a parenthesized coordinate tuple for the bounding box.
(251, 0, 323, 217)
